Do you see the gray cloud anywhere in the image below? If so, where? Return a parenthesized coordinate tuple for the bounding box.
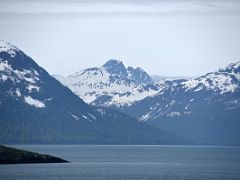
(1, 0, 240, 17)
(1, 0, 240, 76)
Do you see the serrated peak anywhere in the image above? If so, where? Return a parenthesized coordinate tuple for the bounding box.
(102, 59, 127, 77)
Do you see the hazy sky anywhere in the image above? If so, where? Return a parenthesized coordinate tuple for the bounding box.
(1, 0, 240, 76)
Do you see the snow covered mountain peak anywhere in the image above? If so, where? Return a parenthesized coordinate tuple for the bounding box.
(182, 61, 240, 94)
(102, 59, 128, 77)
(0, 41, 20, 57)
(55, 59, 159, 107)
(56, 59, 240, 109)
(0, 42, 48, 108)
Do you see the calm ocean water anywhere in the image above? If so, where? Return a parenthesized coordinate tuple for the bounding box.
(1, 145, 240, 180)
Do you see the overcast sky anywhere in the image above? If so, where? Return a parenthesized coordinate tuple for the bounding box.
(1, 0, 240, 76)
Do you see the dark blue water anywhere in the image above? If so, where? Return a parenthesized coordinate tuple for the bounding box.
(1, 145, 240, 180)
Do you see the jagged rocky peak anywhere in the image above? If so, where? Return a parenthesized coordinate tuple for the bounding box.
(127, 66, 153, 84)
(101, 59, 153, 84)
(220, 61, 240, 74)
(102, 59, 128, 77)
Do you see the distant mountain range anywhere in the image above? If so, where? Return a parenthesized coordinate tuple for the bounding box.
(1, 41, 239, 145)
(54, 59, 162, 107)
(124, 61, 240, 145)
(0, 41, 190, 145)
(56, 59, 240, 145)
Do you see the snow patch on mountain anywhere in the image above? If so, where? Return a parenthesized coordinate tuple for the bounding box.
(15, 89, 21, 97)
(87, 112, 96, 120)
(24, 96, 45, 108)
(167, 111, 181, 117)
(27, 84, 40, 92)
(69, 112, 80, 120)
(0, 60, 40, 85)
(69, 111, 96, 122)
